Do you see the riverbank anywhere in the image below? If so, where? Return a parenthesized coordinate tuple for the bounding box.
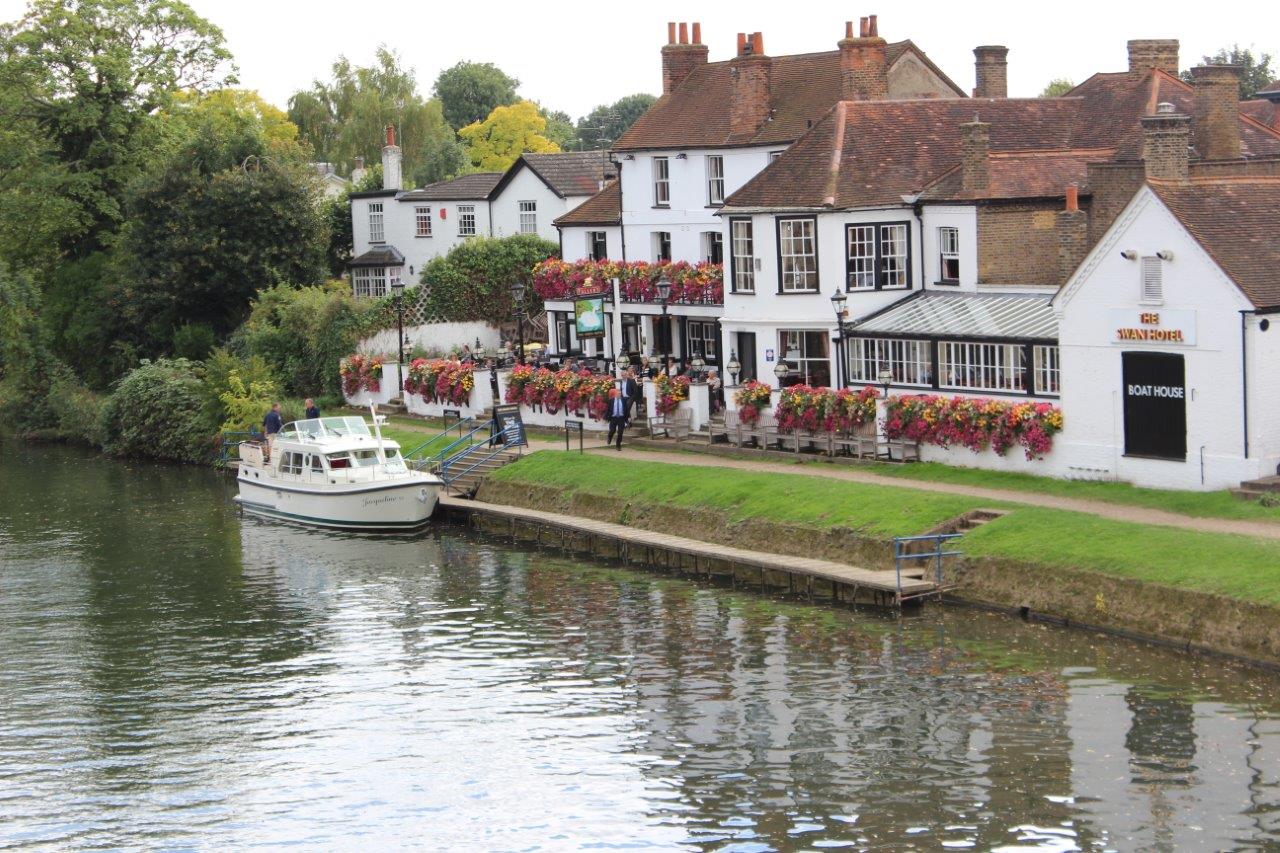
(482, 451, 1280, 667)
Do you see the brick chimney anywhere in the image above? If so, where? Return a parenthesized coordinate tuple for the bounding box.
(1127, 39, 1179, 78)
(1191, 64, 1242, 161)
(382, 125, 401, 191)
(973, 46, 1008, 98)
(838, 16, 888, 101)
(1141, 102, 1191, 182)
(661, 21, 708, 95)
(960, 117, 990, 192)
(730, 32, 772, 137)
(1057, 184, 1088, 285)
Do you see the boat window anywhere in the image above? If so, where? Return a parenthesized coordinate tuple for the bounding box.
(319, 417, 371, 437)
(281, 452, 304, 475)
(351, 450, 381, 467)
(310, 454, 324, 472)
(327, 454, 351, 469)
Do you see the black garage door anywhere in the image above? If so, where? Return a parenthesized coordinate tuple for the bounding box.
(1122, 351, 1186, 460)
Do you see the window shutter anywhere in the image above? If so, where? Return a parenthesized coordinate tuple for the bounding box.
(1141, 256, 1162, 303)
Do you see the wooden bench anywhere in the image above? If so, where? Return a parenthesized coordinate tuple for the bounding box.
(708, 410, 740, 444)
(737, 412, 777, 449)
(881, 437, 921, 462)
(650, 408, 692, 441)
(777, 429, 832, 456)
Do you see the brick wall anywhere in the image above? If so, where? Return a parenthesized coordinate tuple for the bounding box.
(730, 54, 773, 137)
(977, 201, 1064, 285)
(1191, 65, 1242, 161)
(1085, 162, 1145, 243)
(973, 46, 1008, 98)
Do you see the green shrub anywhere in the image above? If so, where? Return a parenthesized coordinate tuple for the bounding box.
(418, 234, 558, 323)
(198, 348, 279, 433)
(173, 323, 216, 361)
(98, 359, 210, 463)
(47, 370, 105, 446)
(0, 264, 57, 432)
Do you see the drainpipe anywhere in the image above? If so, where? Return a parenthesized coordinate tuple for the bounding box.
(610, 155, 627, 262)
(1240, 310, 1249, 459)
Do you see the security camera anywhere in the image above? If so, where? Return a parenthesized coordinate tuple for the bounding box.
(1120, 249, 1138, 260)
(1156, 250, 1174, 261)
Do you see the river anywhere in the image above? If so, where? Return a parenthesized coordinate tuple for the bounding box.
(1, 442, 1278, 850)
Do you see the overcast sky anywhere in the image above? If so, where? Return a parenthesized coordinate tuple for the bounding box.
(3, 1, 1278, 119)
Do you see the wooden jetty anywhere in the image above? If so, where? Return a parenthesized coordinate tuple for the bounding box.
(437, 495, 939, 607)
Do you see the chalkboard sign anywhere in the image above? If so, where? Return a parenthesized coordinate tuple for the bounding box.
(491, 404, 527, 447)
(1122, 351, 1186, 459)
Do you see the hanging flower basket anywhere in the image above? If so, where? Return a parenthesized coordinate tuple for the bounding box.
(884, 395, 1063, 460)
(340, 353, 384, 396)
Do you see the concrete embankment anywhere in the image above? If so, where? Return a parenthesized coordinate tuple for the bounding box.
(474, 477, 1280, 670)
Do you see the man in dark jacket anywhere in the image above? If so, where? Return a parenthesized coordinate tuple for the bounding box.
(605, 387, 631, 451)
(622, 368, 642, 412)
(304, 398, 320, 419)
(263, 403, 284, 436)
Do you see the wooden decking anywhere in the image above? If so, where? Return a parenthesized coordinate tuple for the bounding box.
(437, 495, 937, 603)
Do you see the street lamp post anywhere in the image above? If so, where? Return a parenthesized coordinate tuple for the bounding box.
(510, 281, 527, 365)
(655, 278, 672, 370)
(391, 279, 407, 368)
(830, 287, 848, 389)
(726, 351, 741, 386)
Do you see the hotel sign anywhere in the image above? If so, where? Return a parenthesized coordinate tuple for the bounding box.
(1109, 309, 1196, 346)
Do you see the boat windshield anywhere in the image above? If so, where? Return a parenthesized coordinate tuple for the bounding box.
(282, 417, 372, 440)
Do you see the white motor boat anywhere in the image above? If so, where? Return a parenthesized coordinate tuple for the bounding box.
(234, 413, 443, 530)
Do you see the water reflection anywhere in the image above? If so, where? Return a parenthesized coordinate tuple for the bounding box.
(0, 443, 1277, 849)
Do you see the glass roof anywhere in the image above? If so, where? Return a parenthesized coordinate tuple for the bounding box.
(852, 292, 1058, 341)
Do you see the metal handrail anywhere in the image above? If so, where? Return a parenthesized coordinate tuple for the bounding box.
(403, 417, 475, 460)
(440, 424, 521, 485)
(427, 421, 488, 467)
(218, 430, 258, 466)
(893, 532, 964, 596)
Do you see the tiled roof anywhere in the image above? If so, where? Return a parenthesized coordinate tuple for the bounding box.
(520, 151, 617, 197)
(1242, 99, 1280, 132)
(726, 98, 1083, 210)
(725, 69, 1280, 211)
(1068, 70, 1280, 159)
(1149, 177, 1280, 309)
(851, 291, 1058, 340)
(614, 42, 963, 151)
(349, 245, 405, 268)
(920, 150, 1104, 201)
(398, 172, 502, 201)
(554, 181, 621, 226)
(1256, 79, 1280, 97)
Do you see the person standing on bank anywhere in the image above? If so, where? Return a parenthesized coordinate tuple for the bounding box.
(304, 398, 320, 419)
(606, 387, 631, 451)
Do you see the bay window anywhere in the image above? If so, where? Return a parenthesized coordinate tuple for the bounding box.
(351, 266, 401, 299)
(777, 217, 818, 292)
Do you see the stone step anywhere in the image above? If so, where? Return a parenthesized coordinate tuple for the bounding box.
(1238, 476, 1280, 494)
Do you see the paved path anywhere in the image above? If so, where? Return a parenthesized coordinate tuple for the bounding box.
(576, 445, 1280, 542)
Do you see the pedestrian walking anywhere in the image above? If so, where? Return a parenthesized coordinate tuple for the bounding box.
(606, 387, 631, 451)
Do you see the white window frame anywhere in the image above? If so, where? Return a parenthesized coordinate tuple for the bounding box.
(368, 202, 384, 243)
(653, 231, 671, 262)
(351, 266, 401, 300)
(1033, 345, 1060, 395)
(777, 217, 818, 293)
(587, 231, 607, 261)
(687, 320, 718, 358)
(458, 204, 476, 237)
(518, 200, 537, 234)
(706, 155, 725, 205)
(652, 156, 670, 206)
(939, 341, 1026, 393)
(769, 151, 784, 163)
(731, 219, 755, 293)
(938, 226, 960, 283)
(778, 329, 831, 386)
(415, 206, 432, 238)
(847, 338, 932, 386)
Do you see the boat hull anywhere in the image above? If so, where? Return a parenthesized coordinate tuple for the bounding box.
(235, 474, 442, 530)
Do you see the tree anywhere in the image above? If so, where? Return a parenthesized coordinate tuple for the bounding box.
(539, 105, 579, 150)
(1039, 79, 1075, 98)
(113, 108, 327, 356)
(420, 234, 558, 323)
(0, 263, 56, 430)
(575, 94, 657, 148)
(288, 47, 464, 187)
(1181, 45, 1276, 100)
(458, 101, 560, 172)
(0, 0, 234, 258)
(433, 61, 520, 129)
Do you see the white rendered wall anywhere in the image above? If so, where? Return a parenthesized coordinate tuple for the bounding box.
(919, 206, 979, 291)
(557, 225, 623, 261)
(352, 195, 494, 282)
(1056, 188, 1265, 490)
(359, 321, 500, 358)
(489, 166, 574, 244)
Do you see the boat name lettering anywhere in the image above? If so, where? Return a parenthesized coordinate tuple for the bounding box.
(362, 495, 403, 507)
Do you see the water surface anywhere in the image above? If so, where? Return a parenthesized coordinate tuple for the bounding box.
(1, 443, 1277, 850)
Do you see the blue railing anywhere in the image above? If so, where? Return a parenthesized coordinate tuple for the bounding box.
(892, 533, 964, 600)
(438, 424, 522, 487)
(403, 417, 475, 465)
(217, 431, 258, 466)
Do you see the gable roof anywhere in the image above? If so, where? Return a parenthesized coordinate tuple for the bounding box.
(1149, 177, 1280, 309)
(614, 41, 963, 151)
(519, 151, 617, 197)
(554, 180, 621, 226)
(398, 172, 502, 202)
(725, 68, 1280, 212)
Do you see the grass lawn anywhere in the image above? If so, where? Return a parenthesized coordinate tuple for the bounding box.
(494, 450, 1280, 607)
(839, 460, 1280, 523)
(490, 451, 994, 538)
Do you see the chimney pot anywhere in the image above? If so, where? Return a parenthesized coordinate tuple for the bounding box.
(382, 125, 402, 190)
(753, 32, 764, 56)
(1057, 190, 1089, 285)
(692, 22, 701, 44)
(385, 124, 396, 147)
(868, 15, 877, 37)
(839, 18, 888, 100)
(1191, 64, 1242, 161)
(1065, 183, 1079, 211)
(730, 32, 772, 136)
(661, 23, 709, 94)
(860, 17, 869, 38)
(678, 22, 688, 45)
(845, 20, 854, 39)
(667, 22, 675, 44)
(737, 32, 746, 55)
